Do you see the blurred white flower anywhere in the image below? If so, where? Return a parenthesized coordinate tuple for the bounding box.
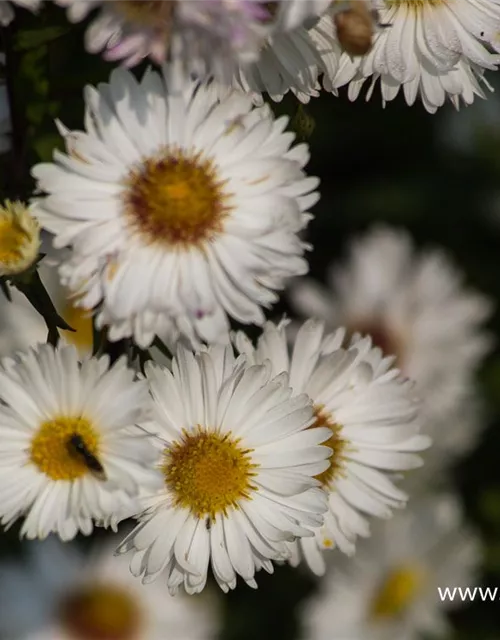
(0, 534, 221, 639)
(231, 13, 342, 104)
(290, 225, 493, 461)
(329, 0, 500, 113)
(0, 0, 40, 25)
(56, 0, 330, 73)
(301, 493, 481, 640)
(235, 319, 428, 573)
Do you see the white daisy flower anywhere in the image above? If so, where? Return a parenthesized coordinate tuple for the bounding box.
(0, 0, 40, 25)
(32, 63, 318, 349)
(301, 494, 481, 640)
(330, 0, 500, 113)
(289, 225, 493, 427)
(117, 343, 331, 594)
(234, 319, 428, 574)
(231, 13, 342, 105)
(0, 343, 161, 541)
(0, 535, 221, 640)
(57, 0, 271, 70)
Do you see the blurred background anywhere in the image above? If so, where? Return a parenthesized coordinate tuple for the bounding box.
(1, 5, 500, 639)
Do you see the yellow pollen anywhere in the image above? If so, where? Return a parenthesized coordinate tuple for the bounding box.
(0, 200, 40, 276)
(30, 416, 100, 481)
(60, 295, 93, 353)
(59, 583, 142, 640)
(370, 565, 426, 619)
(123, 148, 231, 249)
(114, 0, 174, 28)
(162, 428, 258, 519)
(312, 405, 347, 488)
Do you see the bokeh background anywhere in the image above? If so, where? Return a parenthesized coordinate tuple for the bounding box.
(2, 6, 500, 639)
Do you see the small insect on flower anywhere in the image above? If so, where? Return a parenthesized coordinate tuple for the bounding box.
(67, 434, 107, 482)
(333, 1, 386, 56)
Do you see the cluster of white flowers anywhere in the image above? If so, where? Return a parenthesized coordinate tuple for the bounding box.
(0, 1, 494, 638)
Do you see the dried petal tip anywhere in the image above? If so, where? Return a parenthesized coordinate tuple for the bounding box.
(0, 200, 40, 277)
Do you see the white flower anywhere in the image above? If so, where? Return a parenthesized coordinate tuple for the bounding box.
(0, 343, 160, 541)
(116, 344, 331, 594)
(0, 535, 221, 640)
(330, 0, 500, 113)
(234, 319, 428, 574)
(58, 0, 270, 70)
(32, 64, 318, 349)
(290, 225, 492, 434)
(0, 0, 40, 25)
(231, 13, 342, 105)
(300, 494, 481, 640)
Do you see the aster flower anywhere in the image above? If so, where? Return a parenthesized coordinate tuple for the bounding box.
(231, 13, 342, 104)
(289, 225, 493, 436)
(0, 535, 221, 640)
(300, 494, 481, 640)
(0, 343, 160, 541)
(0, 0, 40, 25)
(234, 319, 429, 574)
(0, 201, 40, 277)
(117, 344, 331, 594)
(32, 63, 318, 349)
(330, 0, 500, 113)
(57, 0, 270, 70)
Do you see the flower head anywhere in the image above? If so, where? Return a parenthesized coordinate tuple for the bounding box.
(32, 64, 318, 349)
(0, 0, 40, 26)
(290, 226, 493, 458)
(301, 494, 481, 640)
(0, 343, 160, 540)
(330, 0, 500, 112)
(235, 319, 429, 574)
(117, 344, 331, 594)
(0, 535, 221, 640)
(0, 201, 40, 277)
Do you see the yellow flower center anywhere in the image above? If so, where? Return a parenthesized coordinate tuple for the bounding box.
(370, 565, 426, 619)
(59, 583, 142, 640)
(312, 405, 347, 488)
(30, 416, 101, 481)
(0, 201, 40, 276)
(114, 0, 174, 28)
(162, 429, 258, 520)
(123, 148, 231, 249)
(60, 296, 93, 353)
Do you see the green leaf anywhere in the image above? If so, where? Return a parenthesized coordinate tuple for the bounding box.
(15, 26, 69, 51)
